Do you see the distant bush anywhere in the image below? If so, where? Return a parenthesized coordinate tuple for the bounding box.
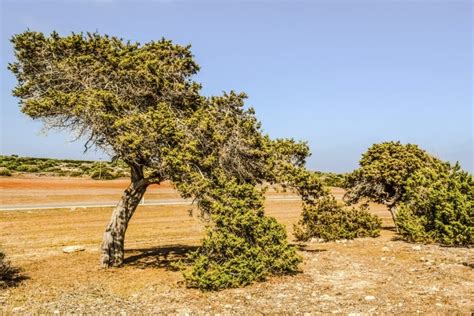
(0, 249, 21, 288)
(294, 196, 381, 242)
(0, 168, 12, 176)
(15, 164, 29, 172)
(26, 165, 40, 173)
(69, 171, 84, 177)
(316, 172, 346, 188)
(396, 163, 473, 246)
(90, 168, 118, 180)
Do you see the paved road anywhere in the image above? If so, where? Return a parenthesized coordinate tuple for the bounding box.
(0, 195, 301, 211)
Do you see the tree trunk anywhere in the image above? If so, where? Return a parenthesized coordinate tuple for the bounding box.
(388, 206, 399, 233)
(101, 167, 148, 268)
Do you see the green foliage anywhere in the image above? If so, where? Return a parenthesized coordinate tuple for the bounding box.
(0, 168, 12, 176)
(315, 172, 346, 188)
(344, 141, 445, 208)
(396, 163, 474, 246)
(184, 179, 301, 290)
(9, 31, 201, 169)
(294, 196, 381, 242)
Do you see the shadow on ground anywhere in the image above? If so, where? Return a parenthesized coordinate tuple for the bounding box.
(0, 265, 29, 289)
(124, 245, 199, 270)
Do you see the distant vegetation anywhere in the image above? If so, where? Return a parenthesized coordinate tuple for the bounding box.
(0, 155, 347, 185)
(0, 155, 129, 179)
(314, 171, 346, 188)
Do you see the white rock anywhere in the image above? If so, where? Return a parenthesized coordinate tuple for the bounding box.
(412, 245, 422, 251)
(62, 245, 85, 253)
(382, 247, 390, 252)
(365, 295, 376, 301)
(320, 294, 332, 301)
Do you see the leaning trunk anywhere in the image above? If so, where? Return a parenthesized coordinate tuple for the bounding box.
(101, 168, 148, 268)
(388, 205, 399, 233)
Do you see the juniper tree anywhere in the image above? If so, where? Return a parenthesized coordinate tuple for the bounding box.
(9, 31, 205, 267)
(9, 31, 316, 277)
(344, 141, 446, 228)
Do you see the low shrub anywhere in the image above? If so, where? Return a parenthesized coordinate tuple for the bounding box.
(396, 164, 473, 246)
(294, 196, 382, 242)
(26, 165, 40, 173)
(15, 164, 29, 172)
(184, 181, 301, 291)
(69, 170, 84, 177)
(0, 168, 12, 176)
(90, 168, 118, 180)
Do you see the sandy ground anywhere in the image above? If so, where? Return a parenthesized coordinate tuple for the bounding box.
(0, 176, 472, 314)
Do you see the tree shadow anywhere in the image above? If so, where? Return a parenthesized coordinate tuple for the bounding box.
(0, 266, 29, 289)
(293, 243, 328, 253)
(124, 245, 199, 270)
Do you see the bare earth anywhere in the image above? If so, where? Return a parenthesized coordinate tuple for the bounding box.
(0, 176, 473, 314)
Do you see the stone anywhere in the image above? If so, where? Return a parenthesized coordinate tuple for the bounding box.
(62, 245, 85, 253)
(365, 295, 376, 301)
(382, 247, 390, 252)
(412, 245, 422, 251)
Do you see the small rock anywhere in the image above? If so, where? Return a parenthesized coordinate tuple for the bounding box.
(12, 307, 24, 313)
(412, 245, 422, 251)
(320, 294, 332, 301)
(365, 295, 376, 301)
(435, 303, 443, 307)
(62, 245, 85, 253)
(382, 246, 390, 252)
(53, 311, 60, 315)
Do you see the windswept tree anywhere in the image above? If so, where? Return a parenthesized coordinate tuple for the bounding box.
(9, 31, 317, 282)
(9, 31, 204, 267)
(344, 142, 446, 228)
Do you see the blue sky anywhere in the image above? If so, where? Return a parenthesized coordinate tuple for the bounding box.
(1, 0, 472, 172)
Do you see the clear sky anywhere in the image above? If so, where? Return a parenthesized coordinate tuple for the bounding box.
(1, 0, 472, 172)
